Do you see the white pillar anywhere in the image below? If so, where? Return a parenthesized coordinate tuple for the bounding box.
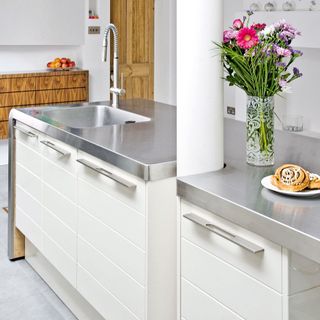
(177, 0, 224, 177)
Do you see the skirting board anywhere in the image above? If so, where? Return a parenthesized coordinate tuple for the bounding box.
(25, 239, 105, 320)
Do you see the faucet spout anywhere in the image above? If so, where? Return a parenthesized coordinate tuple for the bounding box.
(102, 23, 124, 108)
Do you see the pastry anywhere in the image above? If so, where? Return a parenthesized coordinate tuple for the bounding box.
(271, 164, 310, 192)
(309, 173, 320, 190)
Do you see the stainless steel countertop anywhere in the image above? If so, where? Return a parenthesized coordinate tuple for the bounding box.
(9, 99, 176, 181)
(178, 118, 320, 263)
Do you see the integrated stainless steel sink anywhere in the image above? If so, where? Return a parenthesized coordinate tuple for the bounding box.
(39, 105, 150, 128)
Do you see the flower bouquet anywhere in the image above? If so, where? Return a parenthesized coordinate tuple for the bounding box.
(216, 12, 303, 166)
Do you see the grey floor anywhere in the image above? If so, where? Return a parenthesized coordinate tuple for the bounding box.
(0, 165, 78, 320)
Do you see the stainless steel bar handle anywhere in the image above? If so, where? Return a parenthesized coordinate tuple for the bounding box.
(77, 158, 136, 190)
(40, 140, 71, 157)
(14, 126, 38, 138)
(183, 213, 264, 254)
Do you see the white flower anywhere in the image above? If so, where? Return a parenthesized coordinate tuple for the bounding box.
(261, 25, 275, 37)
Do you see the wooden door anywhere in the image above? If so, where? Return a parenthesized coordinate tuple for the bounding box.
(111, 0, 154, 100)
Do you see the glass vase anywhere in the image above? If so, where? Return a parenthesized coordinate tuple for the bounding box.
(246, 96, 275, 166)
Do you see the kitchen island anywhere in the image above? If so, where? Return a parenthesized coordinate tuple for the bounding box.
(8, 100, 177, 320)
(178, 118, 320, 320)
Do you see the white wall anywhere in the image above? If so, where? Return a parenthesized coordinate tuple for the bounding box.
(224, 0, 320, 134)
(0, 0, 109, 102)
(154, 0, 177, 106)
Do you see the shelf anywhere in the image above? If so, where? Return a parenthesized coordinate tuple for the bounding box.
(236, 11, 320, 48)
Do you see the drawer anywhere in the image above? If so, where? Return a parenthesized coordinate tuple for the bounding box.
(43, 183, 77, 231)
(181, 200, 282, 292)
(0, 77, 36, 93)
(16, 185, 42, 227)
(16, 207, 42, 251)
(78, 178, 146, 250)
(16, 164, 42, 200)
(77, 151, 146, 214)
(0, 121, 8, 139)
(42, 157, 77, 202)
(36, 76, 69, 90)
(181, 239, 282, 320)
(16, 140, 42, 177)
(78, 238, 145, 320)
(39, 136, 77, 175)
(43, 208, 77, 259)
(67, 74, 87, 88)
(36, 74, 87, 90)
(78, 208, 145, 286)
(35, 88, 87, 105)
(181, 279, 243, 320)
(0, 107, 12, 121)
(42, 233, 76, 287)
(15, 123, 41, 150)
(0, 91, 35, 107)
(77, 266, 140, 320)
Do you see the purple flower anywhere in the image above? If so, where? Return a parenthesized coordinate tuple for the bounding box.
(292, 49, 303, 56)
(274, 45, 292, 57)
(246, 9, 254, 16)
(276, 62, 286, 68)
(293, 67, 303, 77)
(223, 30, 238, 43)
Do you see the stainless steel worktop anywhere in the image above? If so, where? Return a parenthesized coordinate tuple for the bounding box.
(9, 99, 176, 181)
(178, 118, 320, 264)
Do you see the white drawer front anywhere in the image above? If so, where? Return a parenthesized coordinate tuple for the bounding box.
(77, 266, 140, 320)
(43, 158, 77, 202)
(16, 140, 42, 177)
(78, 238, 145, 320)
(16, 207, 42, 251)
(78, 208, 145, 286)
(78, 178, 146, 250)
(181, 200, 282, 292)
(181, 239, 282, 320)
(16, 163, 42, 201)
(181, 279, 243, 320)
(42, 233, 76, 287)
(77, 151, 146, 214)
(40, 137, 77, 175)
(43, 183, 77, 232)
(43, 208, 77, 260)
(16, 185, 42, 227)
(15, 124, 41, 150)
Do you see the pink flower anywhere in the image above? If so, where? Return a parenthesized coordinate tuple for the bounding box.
(223, 30, 238, 43)
(233, 19, 243, 30)
(236, 28, 259, 49)
(252, 23, 266, 31)
(274, 45, 292, 57)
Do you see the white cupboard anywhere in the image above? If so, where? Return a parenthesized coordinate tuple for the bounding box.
(179, 199, 320, 320)
(14, 122, 177, 320)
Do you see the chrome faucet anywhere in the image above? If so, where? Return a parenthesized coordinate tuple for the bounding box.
(102, 23, 125, 108)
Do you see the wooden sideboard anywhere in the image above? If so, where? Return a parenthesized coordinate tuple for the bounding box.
(0, 69, 89, 139)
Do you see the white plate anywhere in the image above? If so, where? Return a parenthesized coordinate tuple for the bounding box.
(261, 175, 320, 197)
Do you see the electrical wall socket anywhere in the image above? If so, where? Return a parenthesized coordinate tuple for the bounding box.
(227, 106, 236, 116)
(88, 26, 100, 34)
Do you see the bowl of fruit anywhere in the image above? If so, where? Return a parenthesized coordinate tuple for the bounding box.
(47, 57, 76, 71)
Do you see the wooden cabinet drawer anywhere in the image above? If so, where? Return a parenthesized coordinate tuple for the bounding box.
(78, 208, 145, 286)
(78, 238, 145, 320)
(0, 77, 36, 93)
(0, 121, 8, 138)
(35, 88, 87, 105)
(181, 239, 282, 320)
(181, 200, 282, 292)
(78, 178, 146, 250)
(36, 74, 87, 90)
(0, 91, 35, 107)
(77, 151, 146, 214)
(181, 279, 243, 320)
